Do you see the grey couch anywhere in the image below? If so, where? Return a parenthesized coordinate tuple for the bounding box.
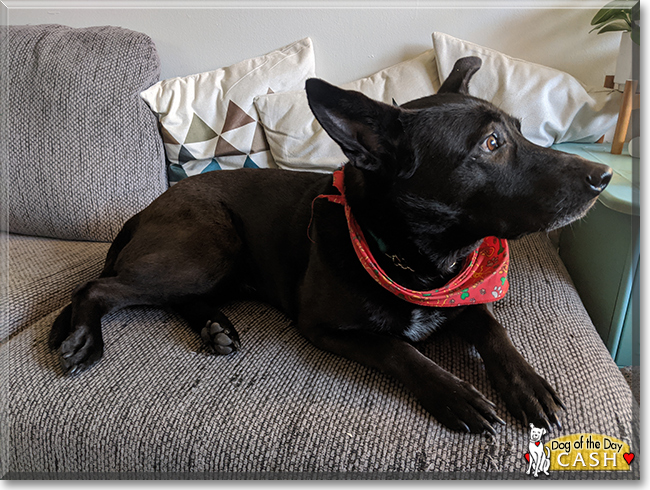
(0, 24, 640, 479)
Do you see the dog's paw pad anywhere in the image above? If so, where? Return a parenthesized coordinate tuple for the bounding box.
(214, 332, 233, 346)
(201, 321, 240, 355)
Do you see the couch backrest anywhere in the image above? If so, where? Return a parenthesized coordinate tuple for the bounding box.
(0, 24, 168, 242)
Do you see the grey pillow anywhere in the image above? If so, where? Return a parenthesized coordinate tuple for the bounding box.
(0, 24, 167, 242)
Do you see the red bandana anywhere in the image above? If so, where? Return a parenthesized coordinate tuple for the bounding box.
(315, 169, 510, 307)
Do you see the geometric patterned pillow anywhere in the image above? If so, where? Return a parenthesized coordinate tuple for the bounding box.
(140, 38, 315, 184)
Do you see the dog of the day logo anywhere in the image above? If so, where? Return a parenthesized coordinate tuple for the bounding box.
(524, 424, 634, 477)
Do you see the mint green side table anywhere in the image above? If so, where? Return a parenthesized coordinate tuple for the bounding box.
(554, 143, 640, 367)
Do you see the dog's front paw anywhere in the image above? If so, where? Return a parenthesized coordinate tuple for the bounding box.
(200, 320, 241, 355)
(422, 371, 505, 434)
(489, 358, 564, 431)
(59, 325, 104, 375)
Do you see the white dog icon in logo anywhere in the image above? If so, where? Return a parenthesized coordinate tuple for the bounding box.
(525, 423, 551, 477)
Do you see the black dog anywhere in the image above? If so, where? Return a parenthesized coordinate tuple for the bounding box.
(50, 57, 612, 434)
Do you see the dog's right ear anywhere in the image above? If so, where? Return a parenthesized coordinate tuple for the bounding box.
(306, 78, 406, 174)
(437, 56, 482, 95)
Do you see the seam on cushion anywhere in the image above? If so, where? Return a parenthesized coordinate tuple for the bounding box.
(225, 43, 312, 98)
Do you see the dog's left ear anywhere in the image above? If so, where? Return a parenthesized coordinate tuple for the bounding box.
(306, 78, 407, 174)
(437, 56, 482, 95)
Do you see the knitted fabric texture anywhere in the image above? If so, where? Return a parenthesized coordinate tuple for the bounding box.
(0, 25, 167, 242)
(0, 233, 639, 479)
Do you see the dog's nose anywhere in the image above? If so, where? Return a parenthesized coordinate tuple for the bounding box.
(586, 166, 613, 194)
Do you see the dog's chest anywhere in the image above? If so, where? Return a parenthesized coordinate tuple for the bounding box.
(403, 308, 444, 342)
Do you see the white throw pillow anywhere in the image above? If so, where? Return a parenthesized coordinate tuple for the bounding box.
(140, 38, 315, 183)
(431, 32, 621, 147)
(254, 49, 440, 173)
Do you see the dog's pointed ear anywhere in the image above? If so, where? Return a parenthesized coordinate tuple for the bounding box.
(437, 56, 482, 95)
(306, 78, 405, 173)
(529, 423, 535, 429)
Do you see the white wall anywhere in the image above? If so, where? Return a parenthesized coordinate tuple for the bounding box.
(4, 1, 622, 89)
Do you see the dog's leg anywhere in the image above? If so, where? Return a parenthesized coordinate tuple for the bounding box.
(452, 305, 564, 430)
(530, 455, 536, 476)
(174, 300, 241, 355)
(298, 323, 503, 434)
(50, 217, 139, 352)
(542, 447, 551, 475)
(53, 198, 245, 374)
(542, 448, 551, 476)
(57, 276, 167, 374)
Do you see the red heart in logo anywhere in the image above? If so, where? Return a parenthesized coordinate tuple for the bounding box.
(535, 442, 540, 446)
(524, 453, 530, 462)
(624, 453, 635, 465)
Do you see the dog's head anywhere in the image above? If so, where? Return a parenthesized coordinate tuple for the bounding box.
(529, 423, 547, 442)
(305, 58, 612, 252)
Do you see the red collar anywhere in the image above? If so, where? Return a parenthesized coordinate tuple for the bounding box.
(315, 168, 510, 307)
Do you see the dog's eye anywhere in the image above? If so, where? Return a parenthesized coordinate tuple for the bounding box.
(481, 133, 500, 152)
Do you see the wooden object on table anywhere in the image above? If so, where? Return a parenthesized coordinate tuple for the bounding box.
(611, 79, 639, 155)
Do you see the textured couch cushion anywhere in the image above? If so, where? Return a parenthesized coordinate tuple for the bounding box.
(140, 38, 315, 183)
(253, 49, 439, 173)
(0, 234, 638, 478)
(0, 25, 167, 242)
(431, 32, 622, 147)
(0, 233, 110, 341)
